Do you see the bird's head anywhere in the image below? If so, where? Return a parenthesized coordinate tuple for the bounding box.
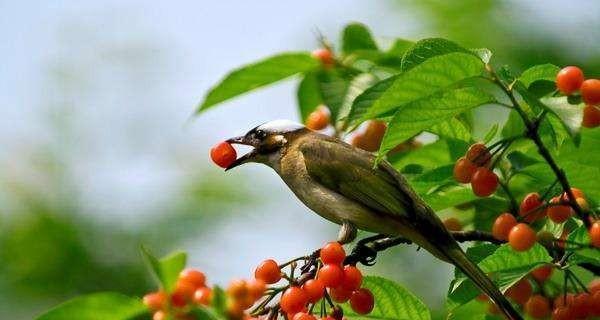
(225, 120, 306, 170)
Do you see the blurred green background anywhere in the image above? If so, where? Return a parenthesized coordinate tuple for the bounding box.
(1, 1, 599, 319)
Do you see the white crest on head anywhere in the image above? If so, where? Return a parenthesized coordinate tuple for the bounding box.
(257, 119, 304, 133)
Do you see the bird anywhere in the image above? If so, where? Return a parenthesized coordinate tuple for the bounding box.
(225, 119, 522, 320)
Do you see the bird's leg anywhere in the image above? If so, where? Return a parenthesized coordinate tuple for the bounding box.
(345, 234, 388, 266)
(337, 220, 357, 244)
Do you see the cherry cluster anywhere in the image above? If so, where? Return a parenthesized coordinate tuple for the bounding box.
(488, 187, 600, 252)
(555, 66, 600, 128)
(480, 274, 600, 319)
(143, 268, 212, 320)
(453, 143, 498, 197)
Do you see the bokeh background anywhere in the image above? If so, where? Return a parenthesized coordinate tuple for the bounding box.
(1, 1, 599, 319)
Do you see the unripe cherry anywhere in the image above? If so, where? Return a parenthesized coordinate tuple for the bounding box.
(555, 66, 584, 95)
(492, 213, 517, 241)
(443, 217, 462, 232)
(508, 223, 536, 251)
(210, 141, 237, 168)
(470, 167, 498, 197)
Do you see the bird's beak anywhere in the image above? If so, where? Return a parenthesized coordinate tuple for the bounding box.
(225, 135, 259, 171)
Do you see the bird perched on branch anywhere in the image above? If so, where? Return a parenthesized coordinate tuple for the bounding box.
(225, 119, 522, 320)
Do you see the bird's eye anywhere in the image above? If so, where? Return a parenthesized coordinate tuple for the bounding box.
(255, 130, 266, 139)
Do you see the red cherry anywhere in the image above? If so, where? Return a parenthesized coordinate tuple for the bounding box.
(320, 242, 346, 265)
(143, 291, 167, 311)
(581, 78, 600, 105)
(443, 217, 462, 232)
(247, 278, 266, 300)
(317, 264, 344, 288)
(466, 143, 491, 166)
(508, 223, 537, 251)
(530, 265, 553, 282)
(302, 279, 325, 303)
(453, 157, 477, 183)
(506, 279, 532, 305)
(280, 286, 308, 314)
(153, 311, 167, 320)
(547, 196, 572, 223)
(492, 213, 517, 241)
(519, 192, 545, 223)
(589, 221, 600, 248)
(210, 141, 237, 168)
(555, 66, 584, 95)
(551, 307, 573, 320)
(588, 278, 600, 293)
(524, 294, 551, 319)
(340, 265, 363, 291)
(255, 259, 281, 284)
(312, 48, 334, 67)
(329, 286, 353, 303)
(305, 106, 330, 131)
(293, 312, 317, 320)
(193, 287, 212, 305)
(179, 268, 206, 288)
(583, 105, 600, 128)
(349, 288, 375, 315)
(571, 293, 592, 318)
(470, 167, 499, 197)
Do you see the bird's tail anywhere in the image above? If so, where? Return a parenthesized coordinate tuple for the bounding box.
(441, 245, 522, 320)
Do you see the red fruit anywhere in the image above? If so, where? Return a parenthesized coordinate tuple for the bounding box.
(174, 279, 196, 300)
(547, 196, 572, 223)
(227, 279, 248, 300)
(443, 218, 462, 231)
(193, 287, 212, 305)
(341, 265, 363, 291)
(530, 265, 553, 282)
(319, 317, 335, 320)
(317, 264, 344, 288)
(470, 167, 499, 197)
(572, 292, 593, 318)
(453, 157, 477, 183)
(293, 312, 317, 320)
(588, 278, 600, 293)
(255, 259, 281, 284)
(590, 221, 600, 248)
(143, 291, 167, 311)
(280, 286, 308, 314)
(351, 121, 386, 152)
(524, 294, 551, 319)
(349, 288, 375, 315)
(247, 278, 266, 300)
(583, 105, 600, 128)
(581, 78, 600, 105)
(551, 307, 572, 320)
(508, 223, 537, 251)
(555, 66, 584, 95)
(306, 106, 330, 131)
(562, 187, 585, 201)
(519, 192, 545, 223)
(302, 279, 325, 303)
(329, 286, 353, 303)
(179, 268, 206, 288)
(506, 279, 532, 305)
(312, 48, 334, 66)
(492, 213, 517, 241)
(320, 242, 346, 265)
(553, 293, 575, 308)
(210, 141, 237, 168)
(466, 143, 492, 166)
(153, 311, 167, 320)
(591, 291, 600, 315)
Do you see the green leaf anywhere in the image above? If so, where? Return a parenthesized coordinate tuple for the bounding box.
(501, 110, 525, 138)
(210, 286, 227, 316)
(567, 225, 599, 264)
(341, 23, 378, 54)
(429, 118, 472, 142)
(316, 69, 352, 121)
(518, 64, 559, 88)
(345, 276, 430, 320)
(401, 38, 472, 71)
(389, 140, 452, 172)
(471, 48, 493, 64)
(338, 73, 378, 125)
(297, 71, 323, 121)
(506, 151, 541, 171)
(36, 292, 147, 320)
(539, 96, 583, 143)
(141, 246, 187, 293)
(347, 52, 485, 127)
(447, 243, 551, 310)
(198, 52, 318, 112)
(379, 87, 494, 157)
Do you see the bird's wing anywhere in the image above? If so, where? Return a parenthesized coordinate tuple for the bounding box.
(299, 137, 411, 216)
